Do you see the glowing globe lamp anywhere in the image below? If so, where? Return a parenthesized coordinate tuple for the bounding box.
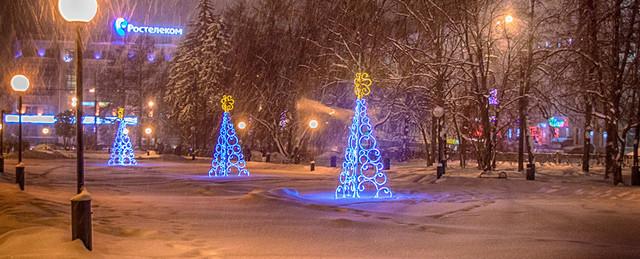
(238, 121, 247, 130)
(58, 0, 97, 23)
(309, 119, 319, 129)
(10, 75, 30, 92)
(505, 15, 514, 24)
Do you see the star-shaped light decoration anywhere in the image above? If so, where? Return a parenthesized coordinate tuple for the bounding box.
(221, 95, 235, 112)
(354, 72, 373, 99)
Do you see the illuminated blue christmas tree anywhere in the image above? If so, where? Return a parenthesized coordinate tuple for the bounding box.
(209, 95, 250, 177)
(336, 72, 392, 199)
(108, 119, 137, 166)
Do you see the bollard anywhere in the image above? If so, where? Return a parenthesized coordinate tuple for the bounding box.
(0, 155, 4, 173)
(383, 158, 391, 170)
(330, 156, 337, 167)
(526, 163, 536, 180)
(266, 153, 271, 163)
(71, 189, 93, 251)
(16, 163, 25, 191)
(632, 166, 640, 186)
(310, 160, 315, 171)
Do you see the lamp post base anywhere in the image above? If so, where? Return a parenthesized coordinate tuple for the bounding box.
(330, 156, 337, 167)
(71, 189, 92, 251)
(632, 166, 639, 186)
(437, 160, 446, 179)
(16, 164, 25, 191)
(526, 163, 536, 181)
(0, 156, 4, 173)
(383, 158, 391, 170)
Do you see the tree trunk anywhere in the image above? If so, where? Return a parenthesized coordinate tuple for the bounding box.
(606, 120, 622, 184)
(420, 124, 432, 167)
(452, 112, 466, 168)
(518, 93, 525, 172)
(480, 103, 492, 171)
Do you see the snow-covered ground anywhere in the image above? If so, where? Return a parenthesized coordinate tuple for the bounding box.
(1, 156, 639, 258)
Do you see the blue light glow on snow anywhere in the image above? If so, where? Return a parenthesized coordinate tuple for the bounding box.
(108, 120, 137, 166)
(94, 50, 102, 59)
(208, 112, 250, 177)
(336, 99, 392, 199)
(281, 189, 428, 205)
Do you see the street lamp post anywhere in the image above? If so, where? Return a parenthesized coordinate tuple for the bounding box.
(145, 127, 152, 156)
(0, 110, 4, 173)
(58, 0, 98, 251)
(11, 75, 29, 190)
(90, 88, 98, 150)
(433, 106, 445, 179)
(237, 121, 249, 160)
(308, 119, 319, 171)
(191, 126, 196, 160)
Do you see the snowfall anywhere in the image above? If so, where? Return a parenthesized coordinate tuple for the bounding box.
(1, 152, 639, 258)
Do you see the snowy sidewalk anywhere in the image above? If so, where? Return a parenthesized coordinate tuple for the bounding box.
(0, 159, 639, 258)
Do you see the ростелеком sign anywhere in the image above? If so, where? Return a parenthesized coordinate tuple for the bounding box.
(114, 17, 183, 37)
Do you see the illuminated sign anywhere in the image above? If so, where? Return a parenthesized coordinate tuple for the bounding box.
(548, 116, 567, 128)
(4, 114, 138, 125)
(82, 101, 110, 107)
(114, 17, 183, 37)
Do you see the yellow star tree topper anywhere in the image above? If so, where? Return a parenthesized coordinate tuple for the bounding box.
(221, 95, 235, 112)
(354, 72, 373, 99)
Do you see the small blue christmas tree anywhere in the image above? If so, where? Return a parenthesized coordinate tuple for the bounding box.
(336, 73, 392, 199)
(108, 119, 137, 166)
(209, 95, 250, 177)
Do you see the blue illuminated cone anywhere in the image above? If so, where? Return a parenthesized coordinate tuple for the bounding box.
(107, 120, 137, 166)
(208, 112, 249, 177)
(336, 99, 392, 199)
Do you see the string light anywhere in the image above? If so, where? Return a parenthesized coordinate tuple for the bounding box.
(336, 73, 392, 199)
(209, 96, 249, 177)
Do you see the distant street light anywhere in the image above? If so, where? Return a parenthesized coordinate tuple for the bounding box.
(58, 0, 98, 251)
(238, 121, 247, 130)
(309, 119, 319, 129)
(505, 14, 514, 24)
(148, 100, 155, 108)
(11, 75, 29, 191)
